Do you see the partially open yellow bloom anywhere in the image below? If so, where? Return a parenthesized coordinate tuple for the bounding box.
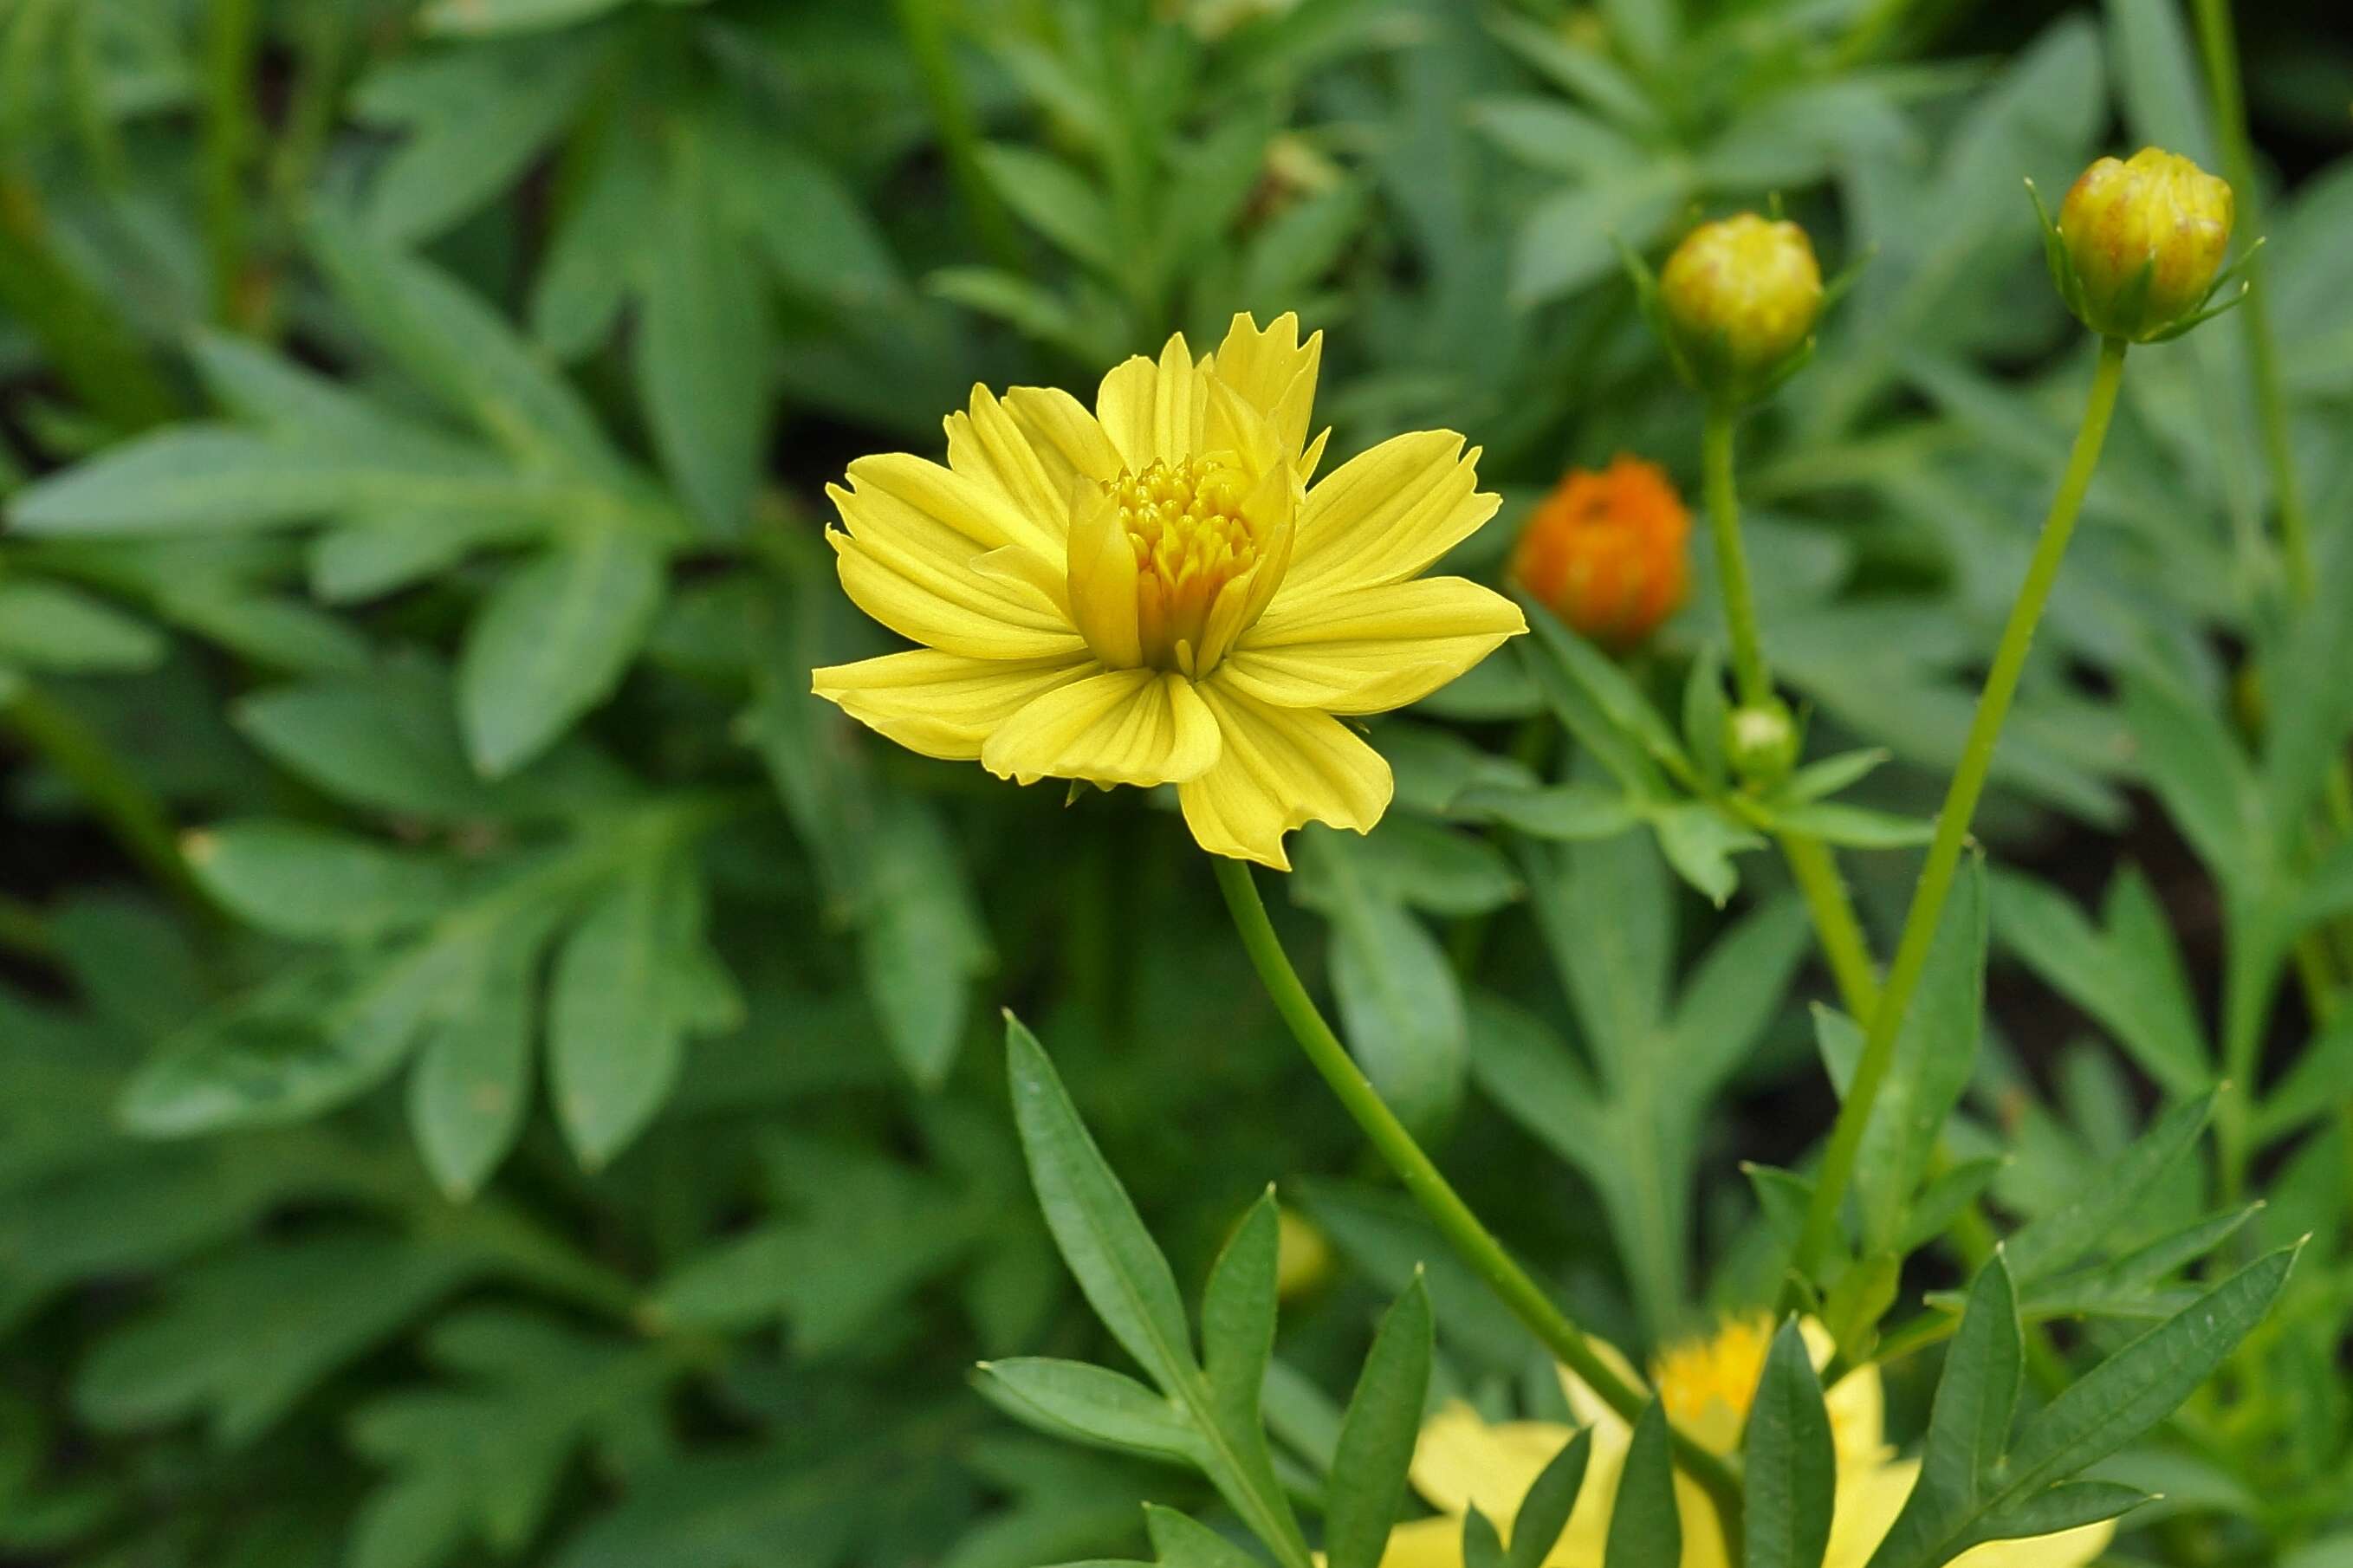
(811, 314, 1526, 869)
(1376, 1319, 2114, 1568)
(2056, 147, 2233, 341)
(1658, 215, 1823, 401)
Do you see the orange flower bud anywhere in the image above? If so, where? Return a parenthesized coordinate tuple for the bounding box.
(1509, 456, 1690, 651)
(2054, 147, 2233, 341)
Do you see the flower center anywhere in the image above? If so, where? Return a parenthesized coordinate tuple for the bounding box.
(1652, 1317, 1773, 1454)
(1113, 457, 1259, 673)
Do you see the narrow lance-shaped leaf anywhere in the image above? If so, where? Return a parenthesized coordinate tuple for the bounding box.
(1743, 1319, 1836, 1568)
(1202, 1193, 1280, 1447)
(1004, 1016, 1197, 1390)
(1604, 1401, 1681, 1568)
(1508, 1427, 1593, 1568)
(1324, 1273, 1434, 1568)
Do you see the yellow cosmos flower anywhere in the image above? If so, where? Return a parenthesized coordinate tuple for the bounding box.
(809, 314, 1527, 870)
(1377, 1319, 2115, 1568)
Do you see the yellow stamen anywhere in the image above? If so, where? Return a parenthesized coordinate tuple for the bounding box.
(1651, 1316, 1774, 1455)
(1110, 457, 1259, 675)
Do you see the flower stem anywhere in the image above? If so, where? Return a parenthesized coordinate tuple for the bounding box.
(2189, 0, 2312, 599)
(1702, 409, 1771, 709)
(1781, 831, 1882, 1021)
(1212, 856, 1747, 1548)
(1703, 405, 1884, 1022)
(1793, 336, 2129, 1283)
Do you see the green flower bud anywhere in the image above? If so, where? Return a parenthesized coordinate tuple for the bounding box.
(2052, 147, 2234, 341)
(1725, 698, 1799, 785)
(1657, 214, 1824, 405)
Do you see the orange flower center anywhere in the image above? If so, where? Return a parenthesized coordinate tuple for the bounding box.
(1113, 457, 1260, 672)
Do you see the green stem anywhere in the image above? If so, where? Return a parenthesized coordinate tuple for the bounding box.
(2189, 0, 2312, 599)
(888, 0, 1023, 272)
(1781, 831, 1881, 1023)
(3, 683, 212, 920)
(1793, 337, 2129, 1283)
(199, 0, 262, 327)
(1702, 409, 1772, 709)
(1212, 856, 1747, 1550)
(1706, 406, 1887, 1024)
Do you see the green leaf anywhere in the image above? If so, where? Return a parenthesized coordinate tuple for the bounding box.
(1760, 800, 1934, 850)
(857, 798, 989, 1088)
(548, 858, 695, 1167)
(1974, 1481, 2154, 1540)
(1603, 1402, 1680, 1568)
(1671, 897, 1810, 1087)
(1989, 868, 2211, 1096)
(418, 0, 633, 37)
(1508, 1428, 1592, 1568)
(1323, 1274, 1433, 1568)
(2121, 676, 2266, 887)
(2002, 1091, 2218, 1285)
(1298, 833, 1466, 1137)
(407, 927, 539, 1201)
(306, 210, 620, 477)
(458, 527, 665, 777)
(1144, 1506, 1268, 1568)
(184, 821, 457, 943)
(1998, 1247, 2298, 1493)
(1463, 1507, 1507, 1568)
(976, 1359, 1196, 1464)
(638, 125, 771, 535)
(1865, 1256, 2022, 1568)
(1202, 1194, 1280, 1448)
(1652, 802, 1766, 907)
(1452, 781, 1640, 841)
(0, 580, 164, 671)
(1005, 1016, 1197, 1390)
(1852, 856, 1987, 1254)
(981, 145, 1118, 274)
(1743, 1319, 1835, 1568)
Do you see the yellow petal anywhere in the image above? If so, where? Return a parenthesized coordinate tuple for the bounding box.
(812, 650, 1094, 760)
(1948, 1517, 2116, 1568)
(1222, 577, 1526, 714)
(944, 385, 1090, 554)
(831, 528, 1083, 661)
(1282, 431, 1501, 600)
(1377, 1517, 1470, 1568)
(1178, 680, 1392, 869)
(982, 667, 1219, 787)
(1002, 385, 1126, 487)
(1213, 312, 1324, 465)
(1825, 1460, 1923, 1568)
(1406, 1404, 1620, 1568)
(843, 450, 1060, 566)
(1410, 1404, 1579, 1522)
(1065, 488, 1144, 668)
(1799, 1319, 1889, 1466)
(1558, 1340, 1647, 1442)
(1096, 332, 1207, 470)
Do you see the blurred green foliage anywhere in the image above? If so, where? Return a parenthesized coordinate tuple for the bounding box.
(1, 1, 2350, 1565)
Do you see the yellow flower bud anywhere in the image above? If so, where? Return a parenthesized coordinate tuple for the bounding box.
(1657, 214, 1824, 404)
(2054, 147, 2233, 341)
